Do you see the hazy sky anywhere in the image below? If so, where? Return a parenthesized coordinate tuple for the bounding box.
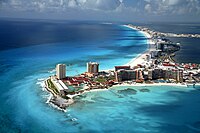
(0, 0, 200, 22)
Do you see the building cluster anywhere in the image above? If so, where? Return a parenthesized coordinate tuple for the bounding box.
(50, 25, 200, 97)
(64, 76, 89, 86)
(46, 25, 200, 109)
(155, 38, 180, 53)
(129, 24, 200, 39)
(53, 62, 114, 93)
(175, 63, 200, 83)
(54, 59, 200, 90)
(115, 65, 183, 83)
(165, 33, 200, 38)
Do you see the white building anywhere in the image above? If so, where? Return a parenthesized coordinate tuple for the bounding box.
(56, 64, 66, 79)
(50, 76, 69, 94)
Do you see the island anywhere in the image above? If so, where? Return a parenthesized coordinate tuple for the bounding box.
(44, 24, 200, 110)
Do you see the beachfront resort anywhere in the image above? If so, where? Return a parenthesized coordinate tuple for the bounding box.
(45, 24, 200, 109)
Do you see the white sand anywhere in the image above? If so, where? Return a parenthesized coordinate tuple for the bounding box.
(123, 25, 155, 67)
(102, 24, 155, 71)
(113, 83, 188, 87)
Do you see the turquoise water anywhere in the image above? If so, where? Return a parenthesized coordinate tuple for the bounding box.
(0, 21, 147, 132)
(69, 85, 200, 132)
(0, 20, 199, 133)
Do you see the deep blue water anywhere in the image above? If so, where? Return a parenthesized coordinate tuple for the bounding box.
(141, 22, 200, 34)
(168, 37, 200, 63)
(0, 19, 200, 133)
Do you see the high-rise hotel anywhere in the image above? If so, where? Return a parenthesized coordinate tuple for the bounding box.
(56, 64, 66, 79)
(87, 62, 99, 74)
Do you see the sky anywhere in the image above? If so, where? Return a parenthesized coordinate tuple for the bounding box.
(0, 0, 200, 22)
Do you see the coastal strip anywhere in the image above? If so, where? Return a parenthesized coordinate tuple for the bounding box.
(43, 24, 200, 110)
(44, 78, 74, 110)
(123, 24, 155, 67)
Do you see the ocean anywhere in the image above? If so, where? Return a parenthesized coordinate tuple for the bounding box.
(0, 19, 200, 133)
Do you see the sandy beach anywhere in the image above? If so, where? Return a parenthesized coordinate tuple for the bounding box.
(123, 25, 156, 67)
(113, 83, 188, 87)
(102, 24, 154, 72)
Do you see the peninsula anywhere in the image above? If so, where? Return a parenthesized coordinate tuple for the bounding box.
(44, 24, 200, 110)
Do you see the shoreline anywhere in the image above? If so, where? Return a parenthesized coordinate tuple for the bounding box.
(112, 83, 188, 87)
(44, 78, 74, 111)
(43, 77, 195, 111)
(42, 24, 197, 110)
(102, 24, 153, 72)
(123, 24, 155, 67)
(62, 25, 198, 96)
(63, 82, 199, 100)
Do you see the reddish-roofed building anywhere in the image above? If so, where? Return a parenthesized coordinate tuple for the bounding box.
(137, 64, 143, 68)
(184, 64, 190, 69)
(192, 64, 197, 68)
(163, 63, 175, 67)
(72, 77, 89, 82)
(115, 66, 131, 71)
(67, 80, 80, 86)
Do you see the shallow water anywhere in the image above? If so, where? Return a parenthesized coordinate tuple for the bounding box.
(0, 20, 199, 133)
(0, 20, 148, 132)
(69, 86, 200, 133)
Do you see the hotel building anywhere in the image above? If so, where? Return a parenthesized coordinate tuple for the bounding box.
(115, 66, 131, 71)
(115, 70, 140, 82)
(87, 62, 99, 74)
(56, 64, 66, 79)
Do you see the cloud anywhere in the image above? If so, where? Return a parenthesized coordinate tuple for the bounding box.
(145, 4, 151, 13)
(68, 0, 77, 8)
(0, 0, 200, 21)
(73, 0, 122, 11)
(147, 0, 200, 14)
(1, 0, 199, 14)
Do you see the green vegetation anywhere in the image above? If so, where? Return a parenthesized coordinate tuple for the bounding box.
(61, 95, 70, 99)
(94, 75, 115, 83)
(107, 76, 115, 81)
(95, 77, 107, 83)
(47, 79, 59, 95)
